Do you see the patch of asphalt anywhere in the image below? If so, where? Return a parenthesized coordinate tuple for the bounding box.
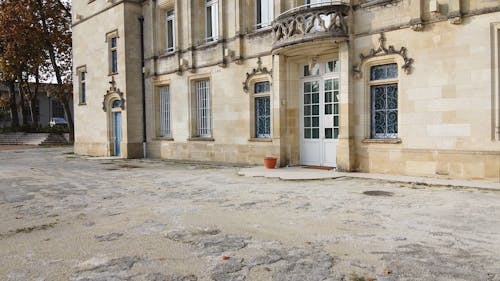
(165, 228, 338, 281)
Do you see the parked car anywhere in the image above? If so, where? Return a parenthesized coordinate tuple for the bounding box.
(49, 117, 68, 127)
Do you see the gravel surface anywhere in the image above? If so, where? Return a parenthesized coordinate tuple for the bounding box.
(0, 147, 499, 281)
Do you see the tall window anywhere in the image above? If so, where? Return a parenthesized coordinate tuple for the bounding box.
(370, 63, 398, 139)
(159, 86, 171, 137)
(254, 81, 271, 138)
(165, 10, 175, 53)
(195, 80, 211, 137)
(255, 0, 273, 29)
(79, 69, 86, 104)
(205, 0, 218, 42)
(109, 36, 118, 74)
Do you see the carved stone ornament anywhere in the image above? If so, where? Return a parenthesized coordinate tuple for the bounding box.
(447, 11, 462, 25)
(409, 18, 424, 32)
(242, 57, 272, 93)
(102, 76, 126, 111)
(353, 33, 414, 79)
(272, 4, 349, 51)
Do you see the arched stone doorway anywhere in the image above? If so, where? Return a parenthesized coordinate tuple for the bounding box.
(102, 77, 126, 157)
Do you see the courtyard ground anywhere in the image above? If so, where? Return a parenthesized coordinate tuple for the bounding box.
(0, 147, 499, 281)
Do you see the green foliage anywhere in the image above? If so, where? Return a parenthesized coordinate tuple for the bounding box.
(0, 124, 69, 133)
(0, 108, 11, 121)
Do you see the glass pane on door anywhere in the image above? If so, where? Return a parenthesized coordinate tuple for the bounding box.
(324, 78, 339, 139)
(304, 81, 320, 139)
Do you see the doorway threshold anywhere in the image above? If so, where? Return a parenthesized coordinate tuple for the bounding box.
(302, 165, 336, 171)
(238, 166, 343, 180)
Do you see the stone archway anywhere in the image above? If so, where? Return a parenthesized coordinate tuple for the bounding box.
(102, 77, 126, 156)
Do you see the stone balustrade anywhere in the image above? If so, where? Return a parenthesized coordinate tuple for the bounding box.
(272, 3, 350, 52)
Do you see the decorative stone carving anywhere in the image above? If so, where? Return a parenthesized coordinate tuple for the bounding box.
(447, 12, 462, 24)
(409, 18, 424, 32)
(242, 57, 272, 93)
(103, 76, 125, 111)
(272, 4, 350, 51)
(353, 33, 414, 79)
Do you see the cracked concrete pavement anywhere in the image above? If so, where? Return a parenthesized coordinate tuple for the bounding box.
(0, 147, 499, 281)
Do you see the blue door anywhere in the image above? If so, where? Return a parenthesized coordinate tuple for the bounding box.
(113, 111, 122, 156)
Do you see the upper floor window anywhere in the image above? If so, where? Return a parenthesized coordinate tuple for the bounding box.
(109, 36, 118, 74)
(165, 10, 175, 53)
(370, 63, 398, 139)
(205, 0, 218, 42)
(255, 0, 273, 30)
(78, 67, 87, 105)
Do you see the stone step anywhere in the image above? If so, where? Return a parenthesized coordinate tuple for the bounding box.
(0, 133, 70, 145)
(40, 133, 69, 146)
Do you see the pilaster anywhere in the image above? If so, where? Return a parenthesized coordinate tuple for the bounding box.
(336, 40, 355, 171)
(273, 55, 288, 166)
(409, 0, 424, 31)
(448, 0, 462, 24)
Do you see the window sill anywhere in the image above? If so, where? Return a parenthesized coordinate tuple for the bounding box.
(156, 137, 174, 141)
(248, 138, 272, 142)
(362, 138, 402, 144)
(188, 137, 215, 142)
(196, 39, 220, 50)
(78, 103, 87, 106)
(246, 27, 273, 38)
(108, 72, 118, 76)
(159, 51, 177, 59)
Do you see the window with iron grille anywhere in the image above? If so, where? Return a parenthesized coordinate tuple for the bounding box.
(159, 86, 171, 137)
(370, 63, 398, 139)
(254, 81, 271, 138)
(195, 80, 211, 137)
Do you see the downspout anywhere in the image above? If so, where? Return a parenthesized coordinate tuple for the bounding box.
(139, 16, 147, 158)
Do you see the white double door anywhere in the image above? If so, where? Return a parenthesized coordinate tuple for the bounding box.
(300, 75, 340, 167)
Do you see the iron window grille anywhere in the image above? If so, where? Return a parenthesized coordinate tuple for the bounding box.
(159, 86, 171, 137)
(370, 63, 398, 139)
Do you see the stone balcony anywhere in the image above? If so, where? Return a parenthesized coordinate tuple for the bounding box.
(272, 2, 350, 53)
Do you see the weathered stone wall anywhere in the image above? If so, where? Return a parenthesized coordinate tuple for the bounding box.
(351, 8, 500, 180)
(73, 4, 125, 156)
(73, 1, 144, 158)
(145, 55, 281, 164)
(73, 0, 500, 180)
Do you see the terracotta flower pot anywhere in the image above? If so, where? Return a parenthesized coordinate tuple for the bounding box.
(264, 157, 277, 169)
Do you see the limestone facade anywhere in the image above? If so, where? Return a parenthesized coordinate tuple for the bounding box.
(72, 0, 500, 181)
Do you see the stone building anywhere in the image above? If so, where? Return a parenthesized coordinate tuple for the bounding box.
(72, 0, 500, 181)
(0, 82, 71, 128)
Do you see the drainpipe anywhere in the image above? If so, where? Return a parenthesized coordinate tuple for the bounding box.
(139, 16, 147, 159)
